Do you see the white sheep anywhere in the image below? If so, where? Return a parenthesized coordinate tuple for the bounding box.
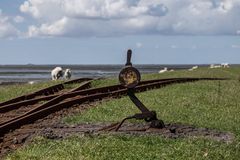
(210, 64, 221, 68)
(221, 63, 230, 68)
(64, 69, 72, 80)
(28, 81, 35, 85)
(51, 67, 63, 80)
(159, 67, 168, 73)
(192, 66, 198, 69)
(189, 66, 198, 71)
(210, 64, 215, 68)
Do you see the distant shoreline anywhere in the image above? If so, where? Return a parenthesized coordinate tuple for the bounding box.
(0, 64, 239, 85)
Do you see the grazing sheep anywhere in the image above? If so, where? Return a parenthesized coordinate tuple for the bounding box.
(192, 66, 198, 70)
(64, 69, 72, 80)
(210, 64, 215, 68)
(221, 63, 230, 68)
(51, 67, 63, 80)
(210, 64, 221, 68)
(159, 67, 168, 73)
(189, 66, 198, 71)
(28, 81, 35, 85)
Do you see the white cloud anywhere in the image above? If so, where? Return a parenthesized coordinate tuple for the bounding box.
(28, 17, 68, 37)
(18, 0, 240, 37)
(0, 10, 19, 38)
(14, 16, 25, 23)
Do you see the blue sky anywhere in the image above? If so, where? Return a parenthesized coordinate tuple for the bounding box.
(0, 0, 239, 64)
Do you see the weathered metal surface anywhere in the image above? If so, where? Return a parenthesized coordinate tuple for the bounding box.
(119, 50, 141, 88)
(114, 49, 165, 131)
(119, 67, 141, 88)
(0, 95, 55, 113)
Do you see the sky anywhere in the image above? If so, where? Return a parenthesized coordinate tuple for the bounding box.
(0, 0, 239, 64)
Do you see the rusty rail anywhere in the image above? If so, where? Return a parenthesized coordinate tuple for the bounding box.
(0, 77, 228, 137)
(0, 80, 92, 113)
(0, 78, 192, 113)
(0, 78, 92, 107)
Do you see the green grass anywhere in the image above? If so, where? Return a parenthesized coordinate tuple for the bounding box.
(64, 80, 240, 136)
(5, 67, 240, 160)
(0, 81, 60, 102)
(0, 81, 86, 103)
(91, 67, 240, 88)
(6, 135, 240, 160)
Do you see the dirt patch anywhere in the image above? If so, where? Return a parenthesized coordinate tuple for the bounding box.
(34, 122, 235, 143)
(0, 101, 99, 159)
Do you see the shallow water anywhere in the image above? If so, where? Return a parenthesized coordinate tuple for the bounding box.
(0, 64, 206, 84)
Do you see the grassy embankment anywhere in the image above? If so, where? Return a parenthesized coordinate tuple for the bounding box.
(3, 67, 240, 160)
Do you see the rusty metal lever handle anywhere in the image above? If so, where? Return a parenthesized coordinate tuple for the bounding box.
(127, 88, 150, 113)
(125, 49, 132, 66)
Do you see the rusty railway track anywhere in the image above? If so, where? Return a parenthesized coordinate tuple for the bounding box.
(0, 78, 92, 107)
(0, 78, 188, 114)
(0, 80, 92, 124)
(0, 80, 92, 113)
(0, 77, 228, 137)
